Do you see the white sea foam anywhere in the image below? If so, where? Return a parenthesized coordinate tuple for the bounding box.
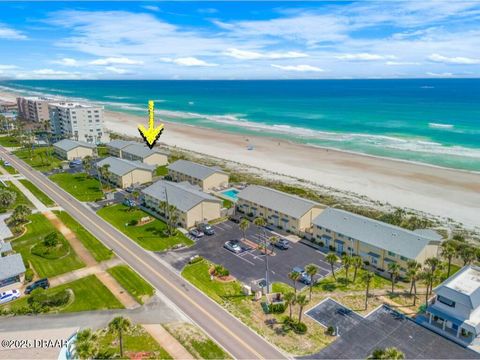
(104, 95, 131, 100)
(429, 122, 455, 129)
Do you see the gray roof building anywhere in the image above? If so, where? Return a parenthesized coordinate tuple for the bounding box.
(434, 265, 480, 310)
(123, 143, 168, 159)
(168, 160, 226, 180)
(313, 208, 442, 259)
(237, 185, 322, 219)
(0, 242, 12, 254)
(107, 139, 137, 150)
(0, 254, 26, 280)
(53, 139, 96, 152)
(142, 180, 221, 212)
(96, 157, 155, 176)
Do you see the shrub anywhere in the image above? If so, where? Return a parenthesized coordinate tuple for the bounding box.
(44, 232, 59, 247)
(327, 325, 335, 336)
(189, 255, 204, 264)
(129, 219, 138, 226)
(24, 268, 34, 283)
(213, 265, 230, 277)
(329, 245, 335, 251)
(268, 303, 286, 314)
(282, 317, 308, 334)
(27, 288, 70, 311)
(363, 260, 370, 266)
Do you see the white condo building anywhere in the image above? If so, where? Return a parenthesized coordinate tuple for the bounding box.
(48, 102, 108, 144)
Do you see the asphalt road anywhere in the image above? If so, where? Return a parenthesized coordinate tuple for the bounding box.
(0, 147, 286, 360)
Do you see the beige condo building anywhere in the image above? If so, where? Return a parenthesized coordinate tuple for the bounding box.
(17, 96, 52, 122)
(53, 139, 96, 160)
(167, 160, 229, 191)
(96, 157, 154, 188)
(107, 140, 168, 166)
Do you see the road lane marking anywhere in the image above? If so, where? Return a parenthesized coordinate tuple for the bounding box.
(1, 149, 270, 360)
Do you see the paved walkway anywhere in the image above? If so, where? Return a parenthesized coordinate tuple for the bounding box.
(49, 258, 122, 287)
(96, 272, 138, 309)
(142, 324, 194, 360)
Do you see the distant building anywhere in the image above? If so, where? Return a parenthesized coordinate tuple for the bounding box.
(426, 265, 480, 345)
(17, 96, 52, 122)
(312, 208, 442, 272)
(236, 185, 324, 234)
(0, 253, 26, 292)
(167, 160, 229, 191)
(96, 157, 154, 188)
(0, 101, 17, 112)
(53, 139, 97, 160)
(49, 101, 108, 144)
(142, 180, 222, 228)
(107, 140, 168, 166)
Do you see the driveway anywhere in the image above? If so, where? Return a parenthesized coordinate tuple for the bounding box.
(158, 220, 339, 287)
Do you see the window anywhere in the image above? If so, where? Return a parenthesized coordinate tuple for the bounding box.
(437, 295, 455, 307)
(388, 251, 396, 257)
(400, 256, 408, 261)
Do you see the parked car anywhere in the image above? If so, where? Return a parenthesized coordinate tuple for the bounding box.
(224, 240, 242, 253)
(0, 289, 20, 304)
(273, 238, 290, 250)
(125, 186, 135, 193)
(69, 159, 82, 168)
(123, 198, 136, 207)
(3, 161, 11, 167)
(292, 266, 312, 285)
(197, 223, 215, 235)
(229, 214, 243, 224)
(25, 278, 50, 294)
(189, 228, 204, 238)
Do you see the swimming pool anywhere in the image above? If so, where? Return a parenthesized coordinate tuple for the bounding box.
(221, 188, 240, 202)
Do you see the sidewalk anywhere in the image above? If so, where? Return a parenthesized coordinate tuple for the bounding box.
(96, 272, 138, 309)
(142, 324, 194, 360)
(49, 258, 122, 287)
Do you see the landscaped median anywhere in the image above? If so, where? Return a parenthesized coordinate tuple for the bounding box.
(97, 204, 194, 251)
(19, 179, 55, 207)
(49, 172, 104, 202)
(107, 265, 154, 304)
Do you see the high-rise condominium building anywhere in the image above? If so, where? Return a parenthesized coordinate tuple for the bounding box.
(48, 102, 108, 144)
(17, 96, 52, 122)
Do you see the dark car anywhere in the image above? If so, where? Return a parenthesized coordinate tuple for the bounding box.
(25, 278, 50, 294)
(197, 223, 215, 236)
(69, 159, 82, 168)
(229, 214, 243, 223)
(273, 238, 290, 250)
(292, 266, 312, 285)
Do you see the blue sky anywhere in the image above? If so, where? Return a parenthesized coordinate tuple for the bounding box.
(1, 1, 480, 79)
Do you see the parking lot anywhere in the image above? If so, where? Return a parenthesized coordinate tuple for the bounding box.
(303, 301, 478, 359)
(158, 220, 340, 288)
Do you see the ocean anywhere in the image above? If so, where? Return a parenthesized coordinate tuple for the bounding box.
(1, 79, 480, 172)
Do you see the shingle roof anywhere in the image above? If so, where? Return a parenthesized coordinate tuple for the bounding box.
(0, 254, 26, 280)
(122, 143, 168, 159)
(96, 157, 154, 176)
(53, 139, 96, 152)
(434, 265, 480, 310)
(167, 160, 226, 180)
(237, 185, 321, 218)
(107, 140, 137, 150)
(313, 208, 439, 259)
(142, 180, 221, 212)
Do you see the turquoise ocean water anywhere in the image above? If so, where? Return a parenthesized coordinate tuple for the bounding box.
(1, 79, 479, 172)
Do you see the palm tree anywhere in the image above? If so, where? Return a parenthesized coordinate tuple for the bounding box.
(296, 294, 309, 324)
(254, 217, 271, 292)
(458, 245, 475, 266)
(388, 262, 400, 294)
(342, 255, 352, 281)
(440, 243, 456, 277)
(75, 328, 98, 360)
(284, 292, 296, 319)
(361, 270, 375, 310)
(326, 252, 339, 281)
(269, 235, 279, 248)
(305, 264, 318, 300)
(288, 271, 301, 294)
(166, 204, 179, 235)
(11, 204, 31, 225)
(239, 218, 250, 241)
(368, 347, 405, 359)
(352, 256, 363, 282)
(82, 156, 92, 177)
(108, 316, 131, 358)
(406, 260, 421, 306)
(421, 270, 435, 307)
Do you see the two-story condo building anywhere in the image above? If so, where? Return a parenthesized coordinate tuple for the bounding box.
(96, 157, 154, 188)
(426, 265, 480, 345)
(53, 139, 96, 160)
(107, 140, 168, 166)
(142, 180, 222, 228)
(167, 160, 229, 191)
(236, 185, 324, 234)
(312, 208, 443, 272)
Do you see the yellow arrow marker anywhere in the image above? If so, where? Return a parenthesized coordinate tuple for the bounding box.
(138, 100, 164, 149)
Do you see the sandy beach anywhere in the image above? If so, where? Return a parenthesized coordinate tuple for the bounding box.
(1, 90, 479, 228)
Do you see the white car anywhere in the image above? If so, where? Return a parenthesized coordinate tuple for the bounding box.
(0, 289, 20, 304)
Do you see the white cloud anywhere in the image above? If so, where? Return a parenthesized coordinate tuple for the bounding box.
(426, 72, 454, 77)
(271, 64, 324, 72)
(142, 5, 160, 12)
(53, 58, 79, 66)
(0, 24, 27, 40)
(336, 53, 397, 61)
(0, 65, 17, 70)
(198, 8, 218, 14)
(385, 61, 421, 66)
(90, 57, 143, 65)
(428, 53, 480, 65)
(105, 66, 130, 74)
(160, 57, 218, 67)
(224, 48, 307, 60)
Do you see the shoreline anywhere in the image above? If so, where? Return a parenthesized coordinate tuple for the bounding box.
(1, 89, 479, 228)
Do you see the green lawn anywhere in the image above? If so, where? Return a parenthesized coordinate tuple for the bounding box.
(97, 204, 194, 251)
(0, 135, 21, 147)
(0, 181, 33, 210)
(2, 275, 124, 313)
(97, 146, 109, 157)
(155, 165, 168, 176)
(54, 210, 114, 262)
(13, 147, 65, 172)
(12, 213, 85, 278)
(19, 179, 55, 207)
(107, 265, 154, 304)
(97, 324, 172, 359)
(222, 198, 233, 209)
(315, 267, 393, 292)
(49, 172, 104, 202)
